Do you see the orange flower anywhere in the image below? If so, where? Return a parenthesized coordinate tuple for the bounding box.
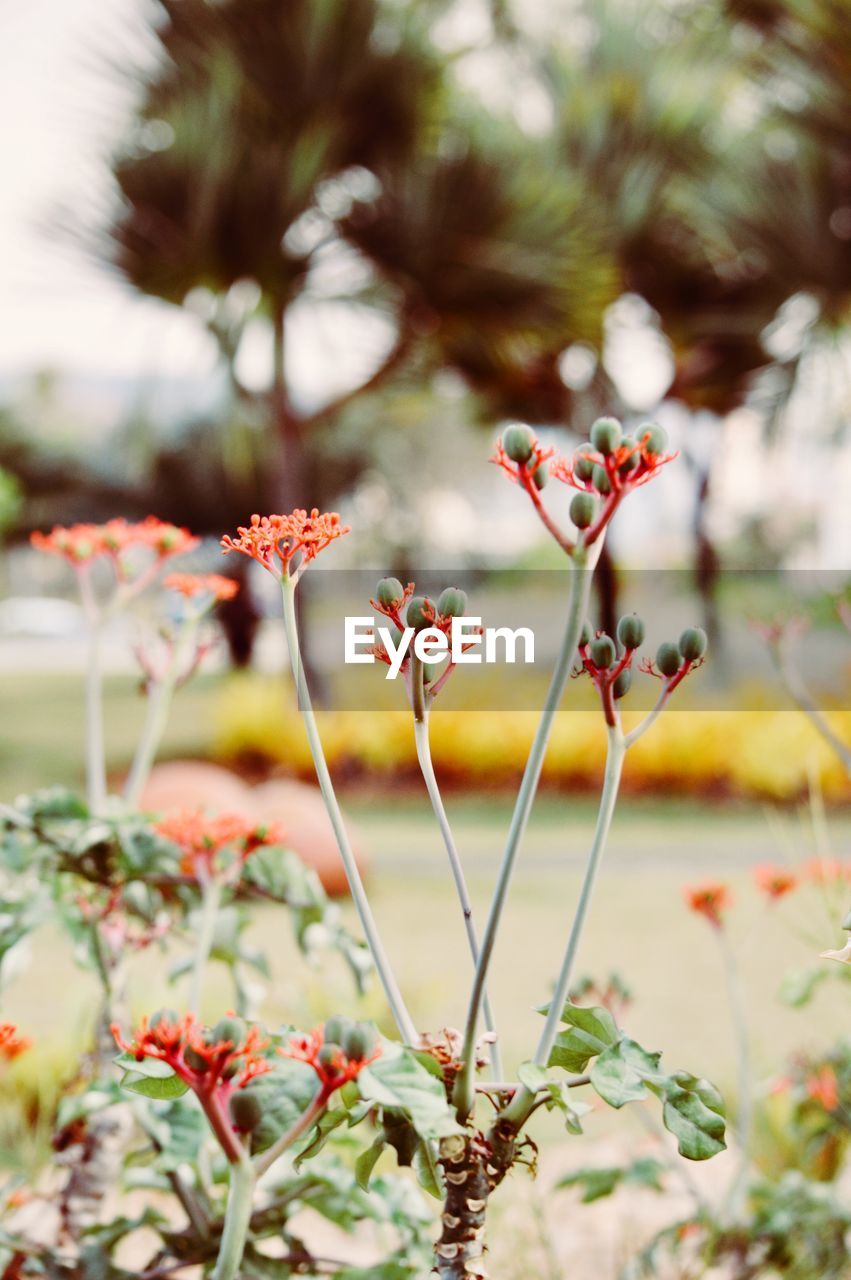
(0, 1024, 30, 1062)
(803, 857, 848, 884)
(806, 1065, 840, 1111)
(753, 864, 797, 900)
(112, 1012, 270, 1093)
(164, 572, 239, 602)
(155, 810, 284, 880)
(31, 517, 199, 567)
(281, 1025, 381, 1092)
(221, 510, 350, 580)
(684, 881, 733, 928)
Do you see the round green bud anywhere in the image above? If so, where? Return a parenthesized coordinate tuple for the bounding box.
(570, 492, 597, 530)
(318, 1043, 341, 1068)
(532, 463, 549, 490)
(679, 627, 708, 663)
(579, 620, 593, 648)
(229, 1090, 263, 1133)
(590, 635, 616, 669)
(376, 577, 405, 608)
(437, 587, 467, 617)
(212, 1016, 246, 1048)
(222, 1060, 240, 1080)
(612, 668, 632, 700)
(184, 1047, 210, 1073)
(502, 424, 535, 464)
(149, 1008, 179, 1031)
(323, 1016, 352, 1048)
(342, 1025, 376, 1062)
(591, 463, 612, 495)
(573, 446, 596, 483)
(656, 642, 682, 678)
(590, 416, 622, 456)
(406, 596, 433, 633)
(640, 423, 668, 456)
(617, 614, 645, 651)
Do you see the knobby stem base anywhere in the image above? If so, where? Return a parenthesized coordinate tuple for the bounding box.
(454, 543, 598, 1121)
(212, 1152, 255, 1280)
(502, 723, 626, 1128)
(279, 577, 417, 1045)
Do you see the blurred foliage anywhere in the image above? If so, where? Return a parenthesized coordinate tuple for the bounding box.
(212, 673, 851, 800)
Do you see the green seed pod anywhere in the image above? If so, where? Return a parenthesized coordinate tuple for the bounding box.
(656, 642, 682, 678)
(579, 620, 593, 648)
(342, 1024, 376, 1062)
(222, 1060, 239, 1080)
(406, 596, 433, 633)
(184, 1047, 209, 1073)
(423, 660, 445, 686)
(570, 492, 597, 530)
(317, 1043, 341, 1069)
(437, 587, 467, 617)
(573, 446, 596, 483)
(590, 635, 616, 669)
(532, 463, 549, 490)
(612, 668, 632, 700)
(617, 614, 645, 651)
(640, 423, 668, 456)
(323, 1016, 352, 1047)
(212, 1016, 246, 1047)
(591, 463, 612, 495)
(679, 627, 708, 662)
(149, 1008, 179, 1031)
(502, 424, 535, 464)
(590, 416, 622, 456)
(229, 1090, 263, 1133)
(376, 577, 405, 608)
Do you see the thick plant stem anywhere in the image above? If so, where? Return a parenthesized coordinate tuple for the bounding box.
(413, 709, 501, 1078)
(280, 578, 417, 1044)
(502, 725, 625, 1128)
(719, 928, 752, 1218)
(124, 617, 200, 809)
(188, 878, 223, 1016)
(212, 1152, 255, 1280)
(454, 546, 596, 1120)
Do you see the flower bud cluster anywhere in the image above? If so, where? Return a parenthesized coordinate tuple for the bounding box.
(369, 578, 477, 694)
(155, 810, 284, 883)
(576, 613, 706, 725)
(281, 1016, 380, 1093)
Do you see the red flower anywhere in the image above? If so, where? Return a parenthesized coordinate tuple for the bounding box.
(753, 864, 797, 901)
(684, 881, 733, 928)
(0, 1025, 30, 1062)
(280, 1025, 380, 1093)
(31, 518, 199, 569)
(155, 811, 284, 880)
(221, 510, 350, 580)
(806, 1066, 839, 1111)
(164, 572, 239, 602)
(112, 1013, 271, 1095)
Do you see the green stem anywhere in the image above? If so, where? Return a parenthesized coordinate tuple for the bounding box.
(412, 701, 501, 1077)
(502, 724, 625, 1128)
(454, 545, 596, 1121)
(280, 578, 416, 1044)
(212, 1152, 255, 1280)
(188, 878, 223, 1017)
(124, 616, 200, 809)
(719, 927, 752, 1219)
(253, 1086, 329, 1177)
(77, 566, 107, 812)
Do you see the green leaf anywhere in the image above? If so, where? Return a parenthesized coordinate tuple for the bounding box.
(591, 1038, 666, 1108)
(545, 1002, 619, 1073)
(246, 1061, 319, 1156)
(122, 1070, 189, 1100)
(358, 1045, 461, 1141)
(517, 1062, 591, 1133)
(355, 1137, 385, 1190)
(411, 1138, 443, 1199)
(779, 965, 828, 1008)
(661, 1073, 726, 1161)
(517, 1061, 549, 1092)
(113, 1052, 176, 1080)
(558, 1157, 667, 1203)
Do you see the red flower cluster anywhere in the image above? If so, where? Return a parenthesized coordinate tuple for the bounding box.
(221, 510, 350, 580)
(164, 572, 239, 602)
(31, 517, 199, 568)
(0, 1024, 30, 1062)
(155, 810, 284, 880)
(491, 437, 556, 486)
(281, 1026, 381, 1093)
(753, 864, 797, 900)
(550, 430, 675, 496)
(113, 1012, 271, 1093)
(684, 881, 733, 928)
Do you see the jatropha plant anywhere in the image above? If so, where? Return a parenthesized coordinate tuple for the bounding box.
(0, 420, 723, 1279)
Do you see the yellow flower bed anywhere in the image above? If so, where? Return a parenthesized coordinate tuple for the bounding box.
(213, 674, 851, 800)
